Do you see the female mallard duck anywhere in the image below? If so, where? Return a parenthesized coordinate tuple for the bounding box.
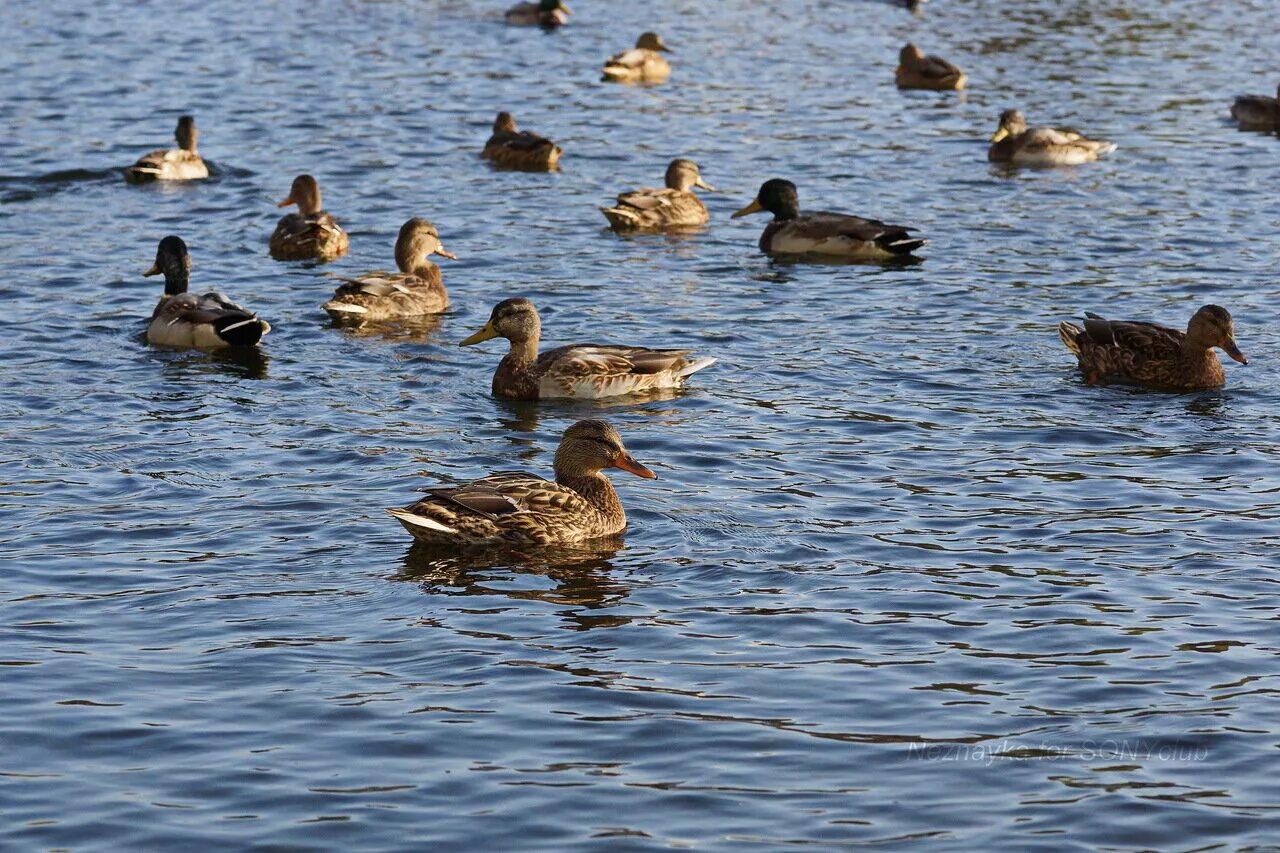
(142, 236, 270, 349)
(1059, 305, 1247, 391)
(1230, 82, 1280, 130)
(269, 175, 349, 262)
(601, 159, 715, 230)
(988, 109, 1117, 166)
(388, 419, 655, 546)
(482, 112, 562, 171)
(124, 116, 209, 184)
(601, 32, 671, 84)
(323, 218, 456, 322)
(459, 298, 716, 400)
(895, 43, 966, 91)
(732, 179, 925, 260)
(505, 0, 570, 28)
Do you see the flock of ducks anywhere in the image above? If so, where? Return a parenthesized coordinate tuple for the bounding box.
(117, 3, 1274, 548)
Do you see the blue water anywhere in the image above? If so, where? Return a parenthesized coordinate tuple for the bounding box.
(3, 0, 1279, 849)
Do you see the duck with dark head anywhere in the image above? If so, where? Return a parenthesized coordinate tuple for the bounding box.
(141, 236, 270, 349)
(732, 179, 925, 260)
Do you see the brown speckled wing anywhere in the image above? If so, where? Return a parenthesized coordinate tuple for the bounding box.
(541, 345, 692, 378)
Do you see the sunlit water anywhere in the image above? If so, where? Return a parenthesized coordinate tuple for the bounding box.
(3, 0, 1279, 848)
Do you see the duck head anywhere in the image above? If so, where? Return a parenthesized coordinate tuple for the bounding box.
(175, 116, 198, 151)
(732, 179, 800, 220)
(394, 218, 457, 273)
(554, 419, 656, 480)
(991, 109, 1027, 143)
(666, 159, 715, 192)
(636, 32, 671, 52)
(460, 297, 540, 347)
(1187, 305, 1247, 364)
(143, 235, 191, 296)
(277, 174, 323, 216)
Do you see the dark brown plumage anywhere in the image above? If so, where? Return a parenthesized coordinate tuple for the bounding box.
(482, 112, 562, 171)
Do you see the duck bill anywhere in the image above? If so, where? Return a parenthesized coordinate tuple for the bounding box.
(433, 245, 459, 261)
(143, 263, 161, 277)
(694, 178, 716, 192)
(1224, 340, 1248, 365)
(459, 322, 498, 347)
(990, 127, 1009, 143)
(276, 196, 296, 208)
(731, 198, 764, 219)
(559, 1, 572, 13)
(614, 454, 656, 479)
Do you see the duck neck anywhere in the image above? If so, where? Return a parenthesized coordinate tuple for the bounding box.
(504, 333, 540, 365)
(556, 470, 625, 526)
(771, 199, 799, 221)
(163, 270, 189, 296)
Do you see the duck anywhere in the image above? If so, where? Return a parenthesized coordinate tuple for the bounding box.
(601, 32, 671, 84)
(459, 298, 716, 400)
(481, 112, 562, 171)
(895, 43, 966, 91)
(601, 159, 715, 230)
(269, 175, 349, 262)
(142, 236, 270, 349)
(988, 109, 1116, 166)
(323, 218, 456, 322)
(732, 179, 925, 260)
(504, 0, 570, 28)
(1230, 82, 1280, 130)
(1058, 305, 1247, 391)
(124, 115, 209, 183)
(388, 419, 655, 546)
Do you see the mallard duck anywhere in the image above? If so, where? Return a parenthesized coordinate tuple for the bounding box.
(732, 179, 925, 260)
(388, 419, 655, 546)
(1059, 305, 1247, 391)
(895, 43, 966, 91)
(323, 218, 456, 322)
(459, 298, 716, 400)
(482, 112, 562, 171)
(1230, 82, 1280, 130)
(988, 109, 1117, 166)
(124, 116, 209, 184)
(601, 159, 714, 230)
(142, 236, 270, 349)
(269, 175, 349, 262)
(601, 32, 671, 84)
(505, 0, 570, 28)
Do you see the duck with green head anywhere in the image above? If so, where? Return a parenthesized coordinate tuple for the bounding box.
(1059, 305, 1247, 391)
(142, 236, 270, 349)
(124, 115, 209, 183)
(732, 179, 925, 260)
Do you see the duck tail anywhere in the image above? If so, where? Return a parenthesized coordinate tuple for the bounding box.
(1058, 321, 1083, 354)
(678, 356, 718, 377)
(386, 507, 459, 540)
(600, 206, 639, 229)
(884, 236, 927, 256)
(215, 315, 268, 347)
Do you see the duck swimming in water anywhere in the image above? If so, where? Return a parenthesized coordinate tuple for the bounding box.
(124, 115, 209, 183)
(141, 236, 270, 349)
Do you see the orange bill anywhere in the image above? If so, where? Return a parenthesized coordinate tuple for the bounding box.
(277, 196, 296, 208)
(434, 245, 459, 260)
(614, 454, 657, 479)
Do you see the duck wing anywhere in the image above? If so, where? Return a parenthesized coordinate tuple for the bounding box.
(422, 471, 592, 518)
(1079, 313, 1184, 360)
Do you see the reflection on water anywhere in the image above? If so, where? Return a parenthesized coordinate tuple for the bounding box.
(2, 0, 1279, 849)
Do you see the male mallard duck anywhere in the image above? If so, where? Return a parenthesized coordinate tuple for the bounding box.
(1058, 305, 1247, 391)
(895, 43, 966, 91)
(142, 236, 270, 349)
(601, 32, 671, 84)
(323, 218, 456, 322)
(601, 159, 715, 230)
(388, 419, 655, 546)
(459, 298, 716, 400)
(1230, 82, 1280, 130)
(124, 116, 209, 184)
(482, 112, 562, 171)
(505, 0, 570, 28)
(269, 175, 349, 262)
(732, 179, 925, 260)
(988, 109, 1116, 166)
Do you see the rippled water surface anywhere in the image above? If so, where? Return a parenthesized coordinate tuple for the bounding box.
(4, 0, 1280, 849)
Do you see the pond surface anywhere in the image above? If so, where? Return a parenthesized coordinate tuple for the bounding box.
(3, 0, 1279, 849)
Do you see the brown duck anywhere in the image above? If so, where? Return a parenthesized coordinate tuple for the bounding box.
(1059, 305, 1247, 391)
(482, 112, 562, 171)
(124, 116, 209, 183)
(269, 175, 350, 262)
(895, 43, 966, 91)
(1231, 82, 1280, 130)
(387, 419, 656, 546)
(601, 159, 715, 230)
(459, 298, 716, 400)
(601, 32, 672, 84)
(505, 0, 570, 28)
(323, 218, 456, 322)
